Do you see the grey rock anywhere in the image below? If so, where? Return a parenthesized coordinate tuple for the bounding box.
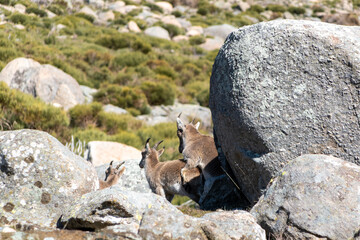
(251, 154, 360, 239)
(201, 210, 266, 240)
(210, 20, 360, 204)
(200, 37, 224, 51)
(103, 104, 128, 115)
(96, 160, 151, 194)
(0, 129, 98, 228)
(238, 1, 250, 12)
(80, 85, 97, 103)
(85, 141, 141, 167)
(0, 58, 85, 110)
(204, 24, 237, 40)
(108, 1, 125, 11)
(144, 26, 170, 40)
(137, 103, 213, 131)
(79, 6, 98, 20)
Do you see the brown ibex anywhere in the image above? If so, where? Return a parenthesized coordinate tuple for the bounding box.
(139, 138, 202, 203)
(99, 160, 126, 190)
(176, 113, 223, 183)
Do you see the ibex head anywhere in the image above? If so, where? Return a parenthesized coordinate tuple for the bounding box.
(176, 113, 200, 153)
(104, 160, 125, 181)
(139, 138, 165, 168)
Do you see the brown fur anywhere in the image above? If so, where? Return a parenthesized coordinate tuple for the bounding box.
(139, 138, 202, 202)
(177, 115, 223, 183)
(99, 161, 125, 190)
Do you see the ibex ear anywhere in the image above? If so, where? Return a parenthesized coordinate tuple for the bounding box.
(194, 122, 200, 130)
(158, 147, 165, 157)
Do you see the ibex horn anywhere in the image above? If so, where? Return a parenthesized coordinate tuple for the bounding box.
(116, 161, 125, 169)
(178, 112, 182, 118)
(109, 160, 114, 166)
(153, 140, 164, 149)
(145, 138, 151, 150)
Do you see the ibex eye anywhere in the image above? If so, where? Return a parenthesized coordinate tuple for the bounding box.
(178, 129, 183, 133)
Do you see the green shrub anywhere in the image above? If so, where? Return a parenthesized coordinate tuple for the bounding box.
(312, 5, 325, 12)
(26, 7, 47, 17)
(189, 35, 206, 45)
(287, 6, 306, 14)
(0, 47, 19, 62)
(47, 4, 65, 15)
(144, 2, 163, 13)
(266, 4, 287, 12)
(111, 51, 149, 69)
(9, 13, 30, 24)
(132, 39, 152, 54)
(154, 65, 177, 80)
(185, 81, 209, 107)
(68, 102, 102, 128)
(93, 84, 150, 114)
(0, 0, 9, 5)
(73, 127, 108, 143)
(75, 13, 95, 23)
(110, 131, 143, 149)
(140, 81, 176, 106)
(249, 4, 265, 13)
(97, 112, 129, 134)
(44, 35, 56, 45)
(161, 23, 184, 38)
(0, 82, 69, 133)
(172, 10, 182, 17)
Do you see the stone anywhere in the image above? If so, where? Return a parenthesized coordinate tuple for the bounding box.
(0, 4, 15, 13)
(201, 210, 266, 240)
(108, 1, 125, 11)
(89, 0, 104, 9)
(127, 20, 141, 33)
(199, 37, 224, 51)
(0, 58, 85, 110)
(144, 26, 170, 40)
(116, 5, 139, 15)
(80, 85, 97, 103)
(186, 26, 203, 36)
(103, 104, 128, 115)
(14, 4, 26, 14)
(96, 160, 151, 194)
(177, 18, 192, 29)
(238, 1, 250, 12)
(0, 129, 98, 228)
(160, 15, 182, 28)
(45, 10, 56, 18)
(97, 10, 115, 23)
(173, 35, 189, 42)
(14, 24, 25, 30)
(204, 24, 237, 40)
(251, 154, 360, 239)
(283, 11, 295, 19)
(155, 1, 173, 14)
(79, 6, 97, 20)
(137, 103, 213, 131)
(85, 141, 141, 167)
(210, 20, 360, 204)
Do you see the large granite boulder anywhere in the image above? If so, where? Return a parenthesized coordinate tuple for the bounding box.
(59, 187, 265, 239)
(209, 20, 360, 204)
(0, 58, 85, 110)
(85, 141, 141, 167)
(0, 129, 98, 228)
(251, 154, 360, 239)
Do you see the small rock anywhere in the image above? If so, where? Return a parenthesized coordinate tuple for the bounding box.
(238, 1, 250, 12)
(14, 4, 26, 14)
(173, 35, 189, 42)
(98, 10, 115, 23)
(200, 37, 224, 51)
(186, 26, 203, 36)
(103, 104, 128, 115)
(79, 6, 98, 20)
(108, 1, 125, 11)
(155, 1, 173, 14)
(144, 26, 170, 40)
(128, 20, 141, 33)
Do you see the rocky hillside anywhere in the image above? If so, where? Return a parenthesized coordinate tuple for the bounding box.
(0, 0, 360, 239)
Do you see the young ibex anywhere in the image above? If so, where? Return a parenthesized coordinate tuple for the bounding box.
(99, 160, 126, 190)
(139, 138, 202, 202)
(176, 113, 223, 183)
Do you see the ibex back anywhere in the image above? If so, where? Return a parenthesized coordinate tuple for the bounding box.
(177, 114, 223, 183)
